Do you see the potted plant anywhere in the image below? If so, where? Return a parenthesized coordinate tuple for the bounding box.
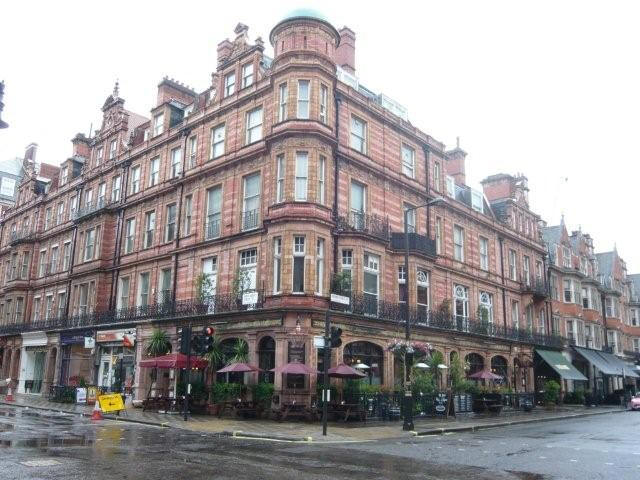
(145, 329, 171, 397)
(543, 379, 561, 409)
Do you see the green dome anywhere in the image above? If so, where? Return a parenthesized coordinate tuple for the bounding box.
(270, 8, 339, 45)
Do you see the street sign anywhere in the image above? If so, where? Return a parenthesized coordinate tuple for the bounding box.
(76, 388, 87, 404)
(330, 293, 350, 305)
(98, 393, 125, 413)
(242, 291, 258, 305)
(84, 337, 95, 349)
(313, 336, 325, 348)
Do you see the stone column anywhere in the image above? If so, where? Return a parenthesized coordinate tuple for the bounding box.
(246, 332, 258, 387)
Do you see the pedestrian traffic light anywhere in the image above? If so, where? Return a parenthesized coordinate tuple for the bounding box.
(203, 326, 215, 353)
(330, 327, 342, 348)
(179, 326, 191, 354)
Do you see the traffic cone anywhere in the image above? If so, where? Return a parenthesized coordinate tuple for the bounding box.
(5, 382, 15, 402)
(91, 399, 103, 420)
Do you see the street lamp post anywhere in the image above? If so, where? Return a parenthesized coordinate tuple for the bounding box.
(402, 197, 445, 431)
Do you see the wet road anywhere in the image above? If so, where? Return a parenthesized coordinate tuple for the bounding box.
(0, 405, 636, 479)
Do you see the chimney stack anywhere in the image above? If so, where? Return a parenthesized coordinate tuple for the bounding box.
(445, 142, 467, 186)
(72, 133, 91, 158)
(335, 27, 356, 74)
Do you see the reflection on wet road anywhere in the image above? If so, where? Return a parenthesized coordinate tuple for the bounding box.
(0, 405, 635, 479)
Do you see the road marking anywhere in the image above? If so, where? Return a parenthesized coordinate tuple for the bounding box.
(458, 448, 465, 451)
(539, 456, 546, 460)
(605, 463, 614, 466)
(21, 459, 61, 467)
(603, 450, 609, 453)
(436, 446, 442, 449)
(570, 460, 577, 462)
(574, 448, 581, 451)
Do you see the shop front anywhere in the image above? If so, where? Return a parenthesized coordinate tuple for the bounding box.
(95, 328, 136, 394)
(18, 332, 49, 394)
(59, 330, 95, 386)
(534, 349, 588, 397)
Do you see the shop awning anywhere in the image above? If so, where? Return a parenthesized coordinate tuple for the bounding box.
(537, 349, 588, 381)
(599, 351, 640, 378)
(573, 347, 619, 375)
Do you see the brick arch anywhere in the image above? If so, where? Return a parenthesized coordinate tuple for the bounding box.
(465, 352, 485, 375)
(490, 355, 509, 379)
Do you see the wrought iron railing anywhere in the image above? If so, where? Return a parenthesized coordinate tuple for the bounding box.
(0, 291, 265, 336)
(72, 198, 111, 221)
(9, 229, 35, 245)
(520, 275, 548, 298)
(390, 232, 437, 258)
(205, 218, 221, 240)
(241, 209, 260, 231)
(334, 292, 565, 348)
(336, 212, 389, 242)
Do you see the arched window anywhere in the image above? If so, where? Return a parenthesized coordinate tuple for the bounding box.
(465, 353, 484, 376)
(343, 342, 383, 385)
(258, 336, 275, 384)
(491, 355, 508, 379)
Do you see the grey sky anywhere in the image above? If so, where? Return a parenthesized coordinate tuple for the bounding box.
(2, 1, 638, 268)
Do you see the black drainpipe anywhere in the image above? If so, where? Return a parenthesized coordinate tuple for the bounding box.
(332, 91, 341, 276)
(499, 236, 507, 329)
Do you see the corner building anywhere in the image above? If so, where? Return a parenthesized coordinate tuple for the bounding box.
(0, 11, 563, 399)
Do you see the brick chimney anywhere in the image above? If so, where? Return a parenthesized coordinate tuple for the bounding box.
(445, 138, 466, 186)
(217, 39, 233, 68)
(335, 27, 356, 74)
(71, 133, 91, 158)
(480, 174, 514, 202)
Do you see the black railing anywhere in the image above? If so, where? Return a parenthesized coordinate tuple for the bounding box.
(390, 232, 437, 258)
(205, 218, 221, 240)
(72, 198, 111, 221)
(520, 276, 548, 299)
(336, 212, 389, 242)
(0, 291, 265, 336)
(337, 292, 565, 348)
(241, 209, 260, 231)
(9, 229, 35, 245)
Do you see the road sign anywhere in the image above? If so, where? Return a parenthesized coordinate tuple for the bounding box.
(98, 393, 125, 413)
(313, 336, 325, 348)
(330, 293, 350, 305)
(84, 337, 95, 349)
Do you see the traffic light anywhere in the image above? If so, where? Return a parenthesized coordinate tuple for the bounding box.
(330, 327, 342, 348)
(203, 327, 215, 354)
(179, 326, 191, 354)
(191, 334, 203, 355)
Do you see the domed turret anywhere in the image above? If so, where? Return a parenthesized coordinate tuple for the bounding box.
(269, 9, 340, 63)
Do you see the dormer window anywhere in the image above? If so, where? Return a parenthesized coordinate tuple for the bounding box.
(109, 140, 117, 160)
(60, 166, 68, 185)
(242, 63, 253, 88)
(471, 190, 483, 213)
(153, 113, 164, 137)
(224, 72, 236, 97)
(143, 129, 150, 141)
(446, 176, 455, 198)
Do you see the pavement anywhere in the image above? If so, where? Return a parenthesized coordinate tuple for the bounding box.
(0, 403, 638, 479)
(0, 392, 626, 443)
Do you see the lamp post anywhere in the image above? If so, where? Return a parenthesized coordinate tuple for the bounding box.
(402, 197, 445, 431)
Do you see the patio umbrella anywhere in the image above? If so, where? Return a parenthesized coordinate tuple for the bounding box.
(328, 363, 366, 379)
(414, 363, 430, 369)
(353, 362, 370, 370)
(139, 353, 209, 370)
(468, 369, 503, 380)
(270, 362, 319, 375)
(217, 362, 261, 373)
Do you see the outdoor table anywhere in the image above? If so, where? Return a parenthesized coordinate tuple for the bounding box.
(332, 403, 366, 422)
(276, 402, 316, 422)
(477, 396, 503, 414)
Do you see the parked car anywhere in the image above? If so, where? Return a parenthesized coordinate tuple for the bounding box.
(627, 394, 640, 410)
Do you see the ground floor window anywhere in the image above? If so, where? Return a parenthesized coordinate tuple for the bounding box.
(343, 341, 383, 385)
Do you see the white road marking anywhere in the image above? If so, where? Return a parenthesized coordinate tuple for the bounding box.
(539, 456, 546, 460)
(570, 459, 577, 462)
(21, 459, 61, 467)
(483, 451, 490, 454)
(605, 463, 614, 466)
(458, 448, 465, 451)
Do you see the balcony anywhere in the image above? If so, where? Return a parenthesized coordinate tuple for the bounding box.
(390, 232, 437, 258)
(0, 291, 265, 336)
(333, 292, 565, 348)
(336, 212, 389, 242)
(204, 218, 221, 240)
(72, 198, 112, 222)
(520, 275, 549, 300)
(9, 229, 35, 246)
(241, 209, 260, 231)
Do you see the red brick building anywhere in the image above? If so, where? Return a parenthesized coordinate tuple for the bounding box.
(0, 12, 565, 400)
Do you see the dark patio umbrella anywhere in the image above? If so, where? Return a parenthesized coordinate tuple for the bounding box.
(217, 362, 261, 373)
(139, 353, 208, 369)
(468, 369, 502, 380)
(328, 363, 366, 379)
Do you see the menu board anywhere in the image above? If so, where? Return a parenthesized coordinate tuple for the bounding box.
(435, 392, 448, 416)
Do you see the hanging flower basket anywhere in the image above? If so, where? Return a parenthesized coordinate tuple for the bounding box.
(387, 339, 432, 357)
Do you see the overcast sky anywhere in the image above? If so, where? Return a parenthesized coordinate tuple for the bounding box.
(2, 1, 639, 268)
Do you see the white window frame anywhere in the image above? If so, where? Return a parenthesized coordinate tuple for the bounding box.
(224, 72, 235, 97)
(149, 157, 159, 187)
(124, 218, 135, 254)
(446, 176, 455, 198)
(453, 225, 464, 261)
(273, 237, 282, 294)
(350, 115, 366, 153)
(246, 107, 263, 144)
(479, 236, 489, 270)
(144, 211, 155, 249)
(211, 125, 225, 159)
(183, 195, 192, 235)
(317, 155, 325, 204)
(295, 152, 308, 201)
(112, 175, 121, 202)
(471, 190, 484, 213)
(292, 236, 306, 294)
(242, 62, 253, 88)
(171, 147, 182, 178)
(165, 203, 176, 242)
(401, 144, 415, 178)
(278, 83, 288, 122)
(153, 113, 164, 137)
(137, 272, 150, 307)
(297, 80, 310, 119)
(315, 238, 324, 295)
(131, 165, 141, 194)
(319, 84, 328, 123)
(276, 154, 285, 203)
